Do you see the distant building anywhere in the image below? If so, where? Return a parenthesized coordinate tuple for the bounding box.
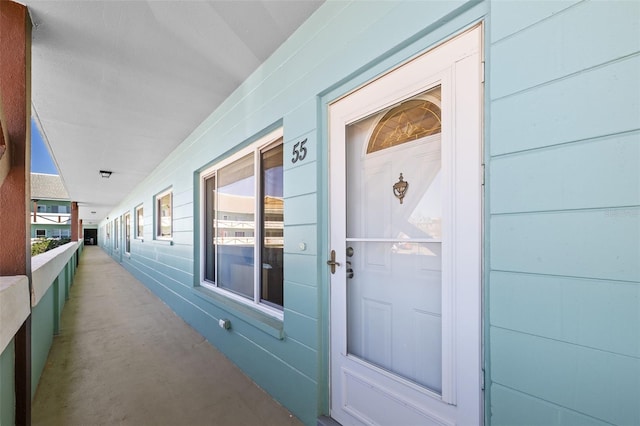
(30, 173, 71, 239)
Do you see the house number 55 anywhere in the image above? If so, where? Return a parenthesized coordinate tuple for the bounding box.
(291, 139, 308, 164)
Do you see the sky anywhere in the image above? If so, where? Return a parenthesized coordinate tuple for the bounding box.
(31, 118, 58, 175)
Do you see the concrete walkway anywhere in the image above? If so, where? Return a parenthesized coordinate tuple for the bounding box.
(32, 246, 302, 426)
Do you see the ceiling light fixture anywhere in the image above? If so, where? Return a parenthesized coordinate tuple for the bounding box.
(99, 170, 112, 178)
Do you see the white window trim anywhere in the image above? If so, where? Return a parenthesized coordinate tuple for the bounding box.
(135, 204, 144, 240)
(199, 128, 284, 320)
(155, 188, 173, 240)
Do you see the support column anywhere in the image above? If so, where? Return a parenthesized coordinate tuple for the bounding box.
(71, 201, 78, 241)
(0, 2, 32, 425)
(79, 219, 83, 242)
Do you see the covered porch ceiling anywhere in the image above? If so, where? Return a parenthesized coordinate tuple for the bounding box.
(23, 0, 323, 226)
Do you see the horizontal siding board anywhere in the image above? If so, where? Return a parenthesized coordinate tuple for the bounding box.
(284, 280, 318, 319)
(491, 383, 610, 426)
(284, 97, 316, 142)
(155, 252, 193, 273)
(490, 327, 640, 425)
(283, 309, 317, 349)
(490, 0, 581, 43)
(491, 0, 640, 99)
(284, 160, 317, 198)
(490, 271, 640, 357)
(130, 257, 192, 290)
(284, 224, 317, 256)
(490, 131, 640, 213)
(284, 133, 318, 172)
(284, 193, 317, 226)
(171, 216, 192, 233)
(183, 292, 318, 380)
(491, 55, 640, 156)
(490, 208, 640, 282)
(283, 253, 318, 287)
(175, 0, 468, 163)
(223, 334, 318, 425)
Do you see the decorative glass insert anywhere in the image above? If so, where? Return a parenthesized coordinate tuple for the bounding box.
(367, 87, 441, 154)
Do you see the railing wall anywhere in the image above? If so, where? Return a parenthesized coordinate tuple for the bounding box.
(0, 241, 82, 423)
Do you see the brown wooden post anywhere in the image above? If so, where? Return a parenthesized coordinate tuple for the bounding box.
(71, 201, 78, 241)
(0, 2, 32, 425)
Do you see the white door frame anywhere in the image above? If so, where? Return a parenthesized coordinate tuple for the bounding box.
(328, 25, 483, 425)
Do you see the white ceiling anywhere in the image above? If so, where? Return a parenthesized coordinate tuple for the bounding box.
(23, 0, 323, 226)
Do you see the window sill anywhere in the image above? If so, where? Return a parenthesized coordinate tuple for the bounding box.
(153, 238, 173, 245)
(192, 286, 284, 340)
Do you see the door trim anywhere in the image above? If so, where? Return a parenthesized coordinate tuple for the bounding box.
(328, 24, 483, 425)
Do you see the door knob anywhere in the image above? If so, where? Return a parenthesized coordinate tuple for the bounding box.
(327, 250, 340, 274)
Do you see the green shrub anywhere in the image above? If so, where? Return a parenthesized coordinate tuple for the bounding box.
(31, 238, 71, 256)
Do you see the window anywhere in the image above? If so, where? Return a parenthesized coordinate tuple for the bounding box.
(201, 129, 284, 313)
(124, 213, 131, 254)
(135, 205, 144, 239)
(367, 88, 441, 154)
(156, 189, 172, 239)
(36, 229, 46, 238)
(114, 218, 120, 250)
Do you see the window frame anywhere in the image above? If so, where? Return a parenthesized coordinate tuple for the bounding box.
(135, 204, 144, 239)
(155, 188, 173, 240)
(124, 212, 131, 255)
(199, 128, 284, 319)
(114, 217, 120, 250)
(35, 229, 46, 238)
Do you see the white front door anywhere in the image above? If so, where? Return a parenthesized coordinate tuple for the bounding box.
(329, 26, 482, 425)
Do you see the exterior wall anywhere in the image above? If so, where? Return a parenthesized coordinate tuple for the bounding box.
(487, 1, 640, 425)
(97, 1, 639, 425)
(30, 224, 71, 239)
(31, 199, 71, 238)
(30, 243, 79, 398)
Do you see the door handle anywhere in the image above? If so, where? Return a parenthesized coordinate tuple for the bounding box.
(327, 249, 340, 274)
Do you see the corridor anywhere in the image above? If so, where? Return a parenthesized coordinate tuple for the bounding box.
(32, 246, 302, 426)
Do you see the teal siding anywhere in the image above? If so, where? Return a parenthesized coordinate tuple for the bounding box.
(488, 0, 640, 424)
(0, 340, 14, 426)
(100, 1, 484, 423)
(96, 0, 640, 424)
